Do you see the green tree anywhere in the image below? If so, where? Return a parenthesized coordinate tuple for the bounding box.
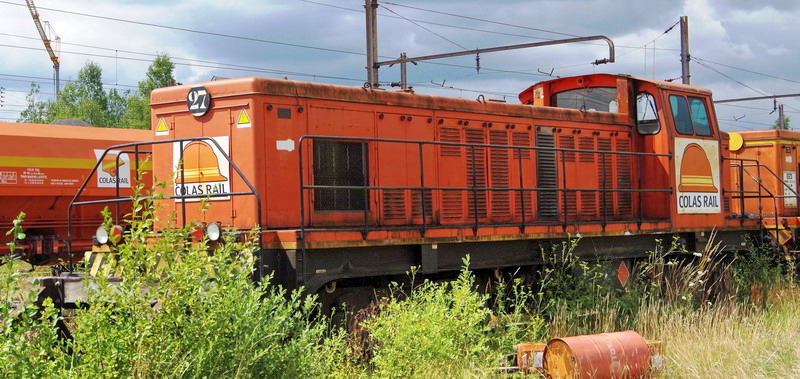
(773, 114, 791, 130)
(16, 56, 173, 128)
(16, 83, 53, 123)
(122, 53, 175, 129)
(49, 62, 112, 126)
(106, 88, 129, 127)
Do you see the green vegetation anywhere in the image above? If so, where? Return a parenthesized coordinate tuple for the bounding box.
(1, 191, 797, 378)
(773, 113, 791, 130)
(17, 54, 175, 129)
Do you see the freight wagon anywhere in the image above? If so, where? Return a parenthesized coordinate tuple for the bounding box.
(0, 122, 151, 265)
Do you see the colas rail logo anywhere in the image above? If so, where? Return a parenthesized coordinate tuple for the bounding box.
(676, 141, 720, 213)
(173, 138, 230, 202)
(94, 150, 131, 188)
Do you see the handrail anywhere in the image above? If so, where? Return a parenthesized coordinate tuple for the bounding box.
(297, 135, 673, 251)
(67, 137, 265, 280)
(724, 158, 789, 233)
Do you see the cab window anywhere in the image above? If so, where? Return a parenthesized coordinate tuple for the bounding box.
(669, 95, 694, 135)
(552, 87, 617, 112)
(635, 92, 660, 135)
(689, 97, 712, 136)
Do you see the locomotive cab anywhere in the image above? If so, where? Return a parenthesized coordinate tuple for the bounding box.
(524, 74, 729, 230)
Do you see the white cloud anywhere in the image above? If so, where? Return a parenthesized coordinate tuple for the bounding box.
(0, 0, 796, 129)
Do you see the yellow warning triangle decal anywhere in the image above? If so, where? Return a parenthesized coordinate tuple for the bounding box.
(156, 118, 168, 133)
(237, 109, 250, 125)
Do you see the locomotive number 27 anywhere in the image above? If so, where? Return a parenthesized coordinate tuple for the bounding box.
(187, 86, 210, 117)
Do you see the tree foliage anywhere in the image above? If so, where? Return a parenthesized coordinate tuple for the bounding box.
(16, 55, 175, 129)
(122, 54, 176, 129)
(773, 114, 791, 130)
(17, 83, 53, 124)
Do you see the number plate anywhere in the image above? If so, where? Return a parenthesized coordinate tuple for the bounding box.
(186, 86, 210, 117)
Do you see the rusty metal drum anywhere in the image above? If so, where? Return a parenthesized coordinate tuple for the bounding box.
(543, 330, 651, 378)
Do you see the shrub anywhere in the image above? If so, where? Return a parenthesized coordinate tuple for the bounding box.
(361, 259, 493, 377)
(0, 214, 67, 377)
(65, 193, 330, 378)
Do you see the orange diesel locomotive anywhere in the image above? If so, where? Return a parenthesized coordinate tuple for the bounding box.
(0, 122, 151, 265)
(107, 72, 780, 307)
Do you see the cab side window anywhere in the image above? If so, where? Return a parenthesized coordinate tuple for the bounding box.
(669, 95, 694, 135)
(635, 92, 660, 135)
(689, 97, 712, 136)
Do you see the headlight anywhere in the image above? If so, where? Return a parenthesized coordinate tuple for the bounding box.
(110, 225, 124, 244)
(207, 222, 222, 242)
(95, 226, 109, 244)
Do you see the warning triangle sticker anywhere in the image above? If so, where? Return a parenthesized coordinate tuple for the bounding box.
(155, 118, 169, 136)
(237, 109, 251, 128)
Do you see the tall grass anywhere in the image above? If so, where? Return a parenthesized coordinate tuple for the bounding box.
(2, 186, 797, 378)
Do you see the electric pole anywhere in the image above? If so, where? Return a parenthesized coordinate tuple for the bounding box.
(680, 16, 690, 85)
(364, 0, 378, 88)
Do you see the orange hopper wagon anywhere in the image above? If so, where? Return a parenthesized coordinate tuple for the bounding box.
(0, 122, 151, 265)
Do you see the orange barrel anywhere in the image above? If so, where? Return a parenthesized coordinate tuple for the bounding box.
(543, 330, 650, 378)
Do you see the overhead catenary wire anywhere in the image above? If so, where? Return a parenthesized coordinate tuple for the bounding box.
(0, 32, 557, 85)
(717, 103, 800, 114)
(380, 1, 580, 38)
(0, 41, 366, 84)
(694, 59, 770, 96)
(0, 39, 552, 106)
(0, 0, 366, 57)
(718, 120, 758, 131)
(693, 56, 800, 85)
(294, 0, 680, 53)
(616, 20, 680, 60)
(378, 3, 468, 51)
(0, 71, 137, 89)
(0, 1, 552, 80)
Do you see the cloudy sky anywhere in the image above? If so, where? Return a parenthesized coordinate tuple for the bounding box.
(0, 0, 797, 130)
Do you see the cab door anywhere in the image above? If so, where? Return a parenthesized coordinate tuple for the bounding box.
(633, 82, 670, 221)
(665, 90, 725, 228)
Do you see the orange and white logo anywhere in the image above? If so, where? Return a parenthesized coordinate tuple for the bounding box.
(675, 138, 720, 214)
(93, 150, 131, 188)
(173, 137, 230, 202)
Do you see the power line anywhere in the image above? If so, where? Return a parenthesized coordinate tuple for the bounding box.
(0, 41, 367, 84)
(722, 118, 773, 127)
(718, 120, 757, 131)
(0, 0, 366, 57)
(379, 3, 468, 50)
(694, 59, 769, 96)
(381, 1, 580, 38)
(693, 56, 800, 85)
(717, 103, 774, 111)
(617, 20, 679, 59)
(0, 72, 135, 91)
(295, 0, 680, 52)
(0, 1, 570, 95)
(0, 42, 535, 100)
(0, 30, 556, 81)
(1, 88, 55, 95)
